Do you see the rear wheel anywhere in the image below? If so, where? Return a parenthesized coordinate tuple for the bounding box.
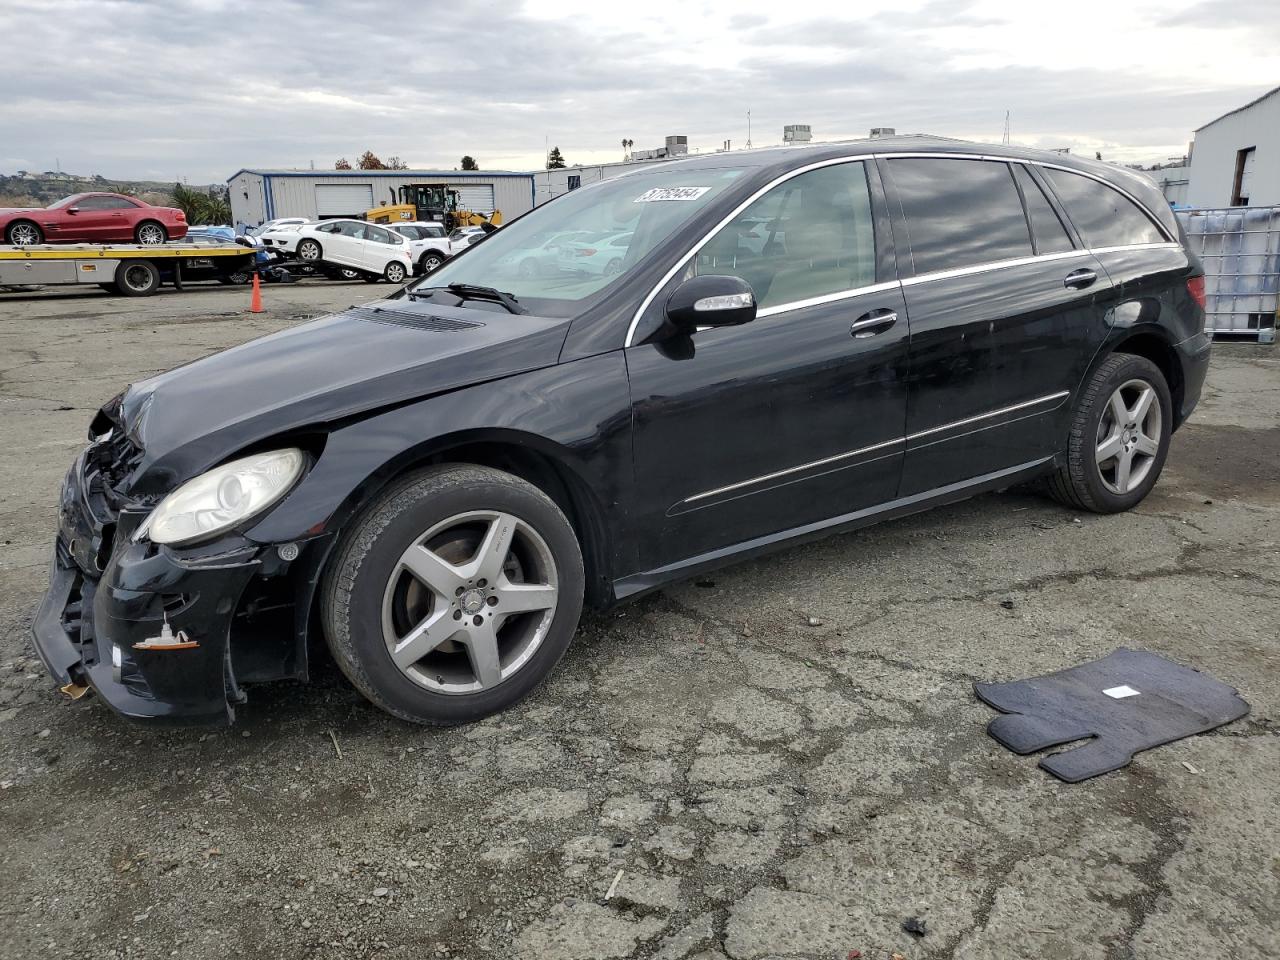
(113, 260, 161, 296)
(134, 221, 167, 245)
(419, 251, 445, 274)
(5, 220, 42, 245)
(1045, 353, 1171, 513)
(604, 258, 622, 276)
(384, 260, 407, 284)
(297, 239, 323, 262)
(322, 465, 584, 725)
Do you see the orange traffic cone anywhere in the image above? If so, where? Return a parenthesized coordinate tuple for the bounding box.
(250, 273, 263, 313)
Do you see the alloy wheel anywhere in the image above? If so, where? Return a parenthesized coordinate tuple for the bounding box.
(8, 222, 40, 245)
(386, 262, 406, 283)
(380, 510, 559, 695)
(137, 223, 165, 244)
(1095, 378, 1162, 495)
(299, 241, 321, 261)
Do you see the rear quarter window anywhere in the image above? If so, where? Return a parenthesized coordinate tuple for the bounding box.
(1042, 168, 1166, 248)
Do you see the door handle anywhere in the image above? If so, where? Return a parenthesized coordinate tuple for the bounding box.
(1064, 268, 1097, 290)
(850, 309, 898, 339)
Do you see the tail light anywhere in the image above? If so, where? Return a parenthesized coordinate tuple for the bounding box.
(1186, 275, 1206, 309)
(576, 248, 596, 257)
(176, 212, 186, 221)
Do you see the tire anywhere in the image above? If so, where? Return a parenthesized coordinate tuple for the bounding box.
(384, 260, 407, 284)
(322, 464, 585, 725)
(113, 260, 160, 297)
(220, 268, 253, 285)
(604, 258, 622, 276)
(134, 221, 167, 245)
(5, 220, 42, 245)
(1045, 353, 1172, 513)
(419, 251, 445, 275)
(297, 239, 323, 262)
(517, 258, 538, 279)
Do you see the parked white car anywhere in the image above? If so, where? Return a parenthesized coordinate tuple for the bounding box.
(294, 219, 414, 283)
(249, 217, 309, 239)
(558, 231, 633, 277)
(388, 221, 459, 275)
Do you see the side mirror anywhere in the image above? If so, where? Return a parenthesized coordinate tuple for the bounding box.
(665, 275, 757, 331)
(67, 207, 80, 214)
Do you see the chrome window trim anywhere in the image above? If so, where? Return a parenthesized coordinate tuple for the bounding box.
(623, 151, 1179, 347)
(899, 248, 1092, 286)
(681, 390, 1070, 506)
(755, 280, 900, 319)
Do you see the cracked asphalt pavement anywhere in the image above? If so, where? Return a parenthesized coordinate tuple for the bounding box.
(1, 282, 1277, 960)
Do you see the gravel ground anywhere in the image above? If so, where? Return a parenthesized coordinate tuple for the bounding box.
(0, 281, 1276, 960)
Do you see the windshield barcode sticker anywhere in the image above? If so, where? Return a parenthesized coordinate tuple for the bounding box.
(633, 187, 711, 203)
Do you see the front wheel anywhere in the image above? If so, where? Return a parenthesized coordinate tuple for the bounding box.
(134, 221, 167, 244)
(1045, 353, 1172, 513)
(6, 220, 43, 245)
(321, 465, 585, 725)
(297, 239, 323, 262)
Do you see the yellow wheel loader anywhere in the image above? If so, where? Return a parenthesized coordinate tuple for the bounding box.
(365, 184, 502, 231)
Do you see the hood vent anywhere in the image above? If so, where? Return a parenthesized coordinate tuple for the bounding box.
(348, 305, 485, 333)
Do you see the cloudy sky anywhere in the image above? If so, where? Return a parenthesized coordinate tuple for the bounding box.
(1, 0, 1276, 183)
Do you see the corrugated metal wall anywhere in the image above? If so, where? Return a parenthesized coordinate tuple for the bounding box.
(229, 173, 267, 228)
(227, 172, 534, 226)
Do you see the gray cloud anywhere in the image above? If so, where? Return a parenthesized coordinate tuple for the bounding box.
(0, 0, 1272, 183)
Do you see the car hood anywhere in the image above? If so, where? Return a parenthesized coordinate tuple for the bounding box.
(112, 298, 572, 495)
(0, 206, 42, 215)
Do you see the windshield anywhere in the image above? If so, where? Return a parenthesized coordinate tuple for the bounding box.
(408, 165, 746, 316)
(49, 194, 86, 209)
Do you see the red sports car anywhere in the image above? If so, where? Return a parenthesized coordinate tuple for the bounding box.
(1, 193, 188, 246)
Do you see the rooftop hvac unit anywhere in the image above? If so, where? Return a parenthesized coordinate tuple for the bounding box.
(783, 124, 812, 143)
(869, 127, 896, 138)
(665, 135, 688, 156)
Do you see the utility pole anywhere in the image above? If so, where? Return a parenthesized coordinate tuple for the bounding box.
(747, 109, 752, 150)
(1002, 110, 1011, 145)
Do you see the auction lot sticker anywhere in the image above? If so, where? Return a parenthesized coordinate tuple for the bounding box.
(633, 187, 711, 202)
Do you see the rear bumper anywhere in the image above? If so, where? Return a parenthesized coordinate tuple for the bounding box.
(1174, 330, 1212, 427)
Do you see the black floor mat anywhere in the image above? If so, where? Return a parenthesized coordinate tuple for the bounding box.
(975, 648, 1249, 782)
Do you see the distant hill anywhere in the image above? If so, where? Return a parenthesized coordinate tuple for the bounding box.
(0, 172, 224, 209)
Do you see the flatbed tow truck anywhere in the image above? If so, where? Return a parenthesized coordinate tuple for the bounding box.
(0, 242, 257, 297)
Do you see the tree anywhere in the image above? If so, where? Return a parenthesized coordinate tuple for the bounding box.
(460, 155, 478, 171)
(386, 156, 409, 170)
(546, 146, 566, 169)
(334, 157, 352, 170)
(172, 182, 231, 225)
(358, 151, 387, 170)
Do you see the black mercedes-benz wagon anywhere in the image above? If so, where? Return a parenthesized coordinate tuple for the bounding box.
(33, 136, 1210, 725)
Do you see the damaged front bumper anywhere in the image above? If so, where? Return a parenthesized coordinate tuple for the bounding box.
(30, 447, 263, 725)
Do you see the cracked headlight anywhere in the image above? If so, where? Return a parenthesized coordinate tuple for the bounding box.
(136, 448, 305, 546)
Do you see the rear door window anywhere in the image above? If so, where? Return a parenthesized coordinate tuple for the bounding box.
(1041, 168, 1166, 247)
(888, 158, 1033, 274)
(1013, 165, 1074, 254)
(694, 161, 876, 310)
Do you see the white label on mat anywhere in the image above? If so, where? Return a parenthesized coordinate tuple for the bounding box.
(1103, 685, 1141, 699)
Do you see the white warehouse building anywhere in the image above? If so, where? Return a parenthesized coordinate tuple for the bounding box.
(1186, 84, 1280, 208)
(227, 169, 536, 228)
